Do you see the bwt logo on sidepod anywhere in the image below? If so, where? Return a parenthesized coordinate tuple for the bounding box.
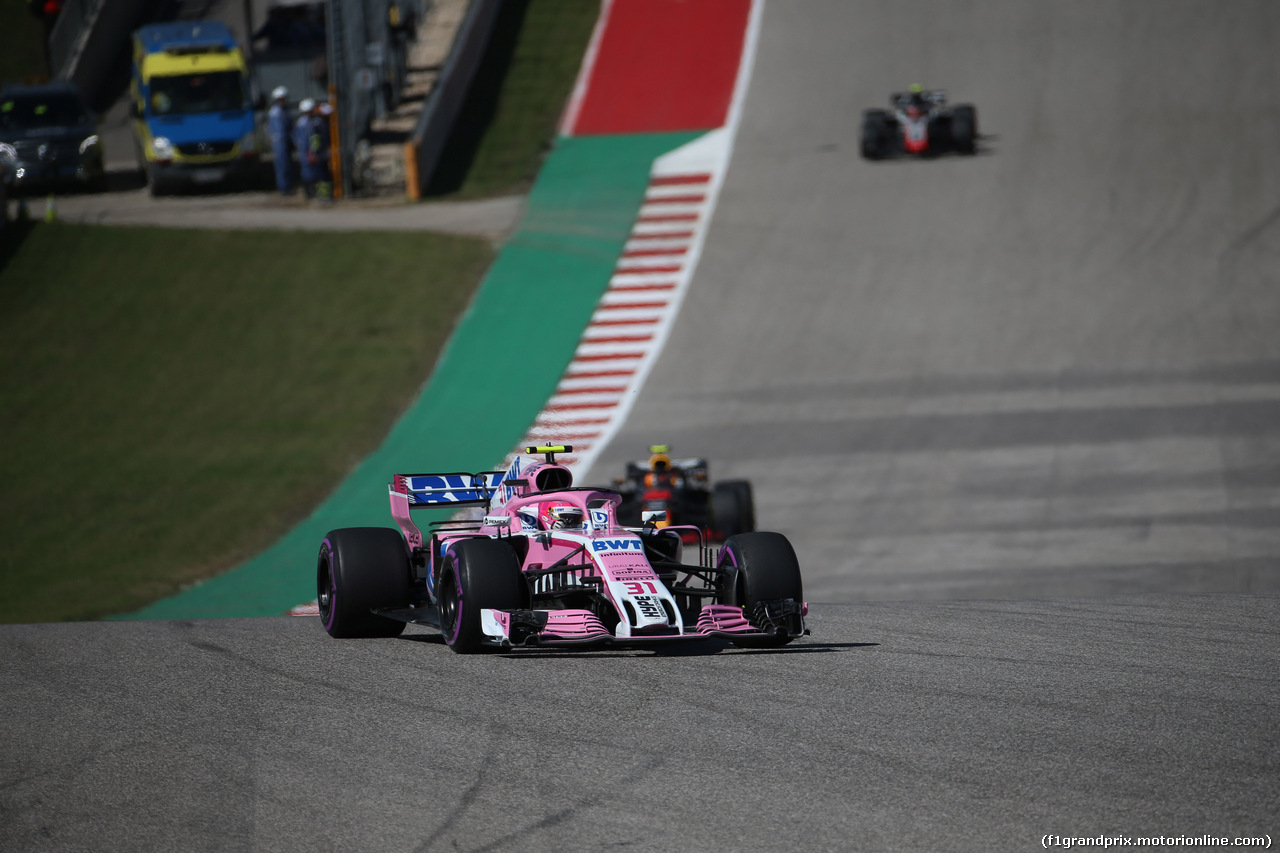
(591, 538, 643, 553)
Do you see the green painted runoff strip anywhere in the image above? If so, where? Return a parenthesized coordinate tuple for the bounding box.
(124, 131, 700, 620)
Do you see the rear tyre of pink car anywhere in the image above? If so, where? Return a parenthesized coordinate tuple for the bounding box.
(317, 527, 411, 639)
(718, 532, 804, 648)
(438, 538, 527, 654)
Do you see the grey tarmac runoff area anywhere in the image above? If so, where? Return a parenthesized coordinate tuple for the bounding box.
(3, 2, 1279, 851)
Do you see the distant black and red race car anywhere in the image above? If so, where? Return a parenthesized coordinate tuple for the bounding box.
(861, 87, 978, 159)
(612, 445, 755, 542)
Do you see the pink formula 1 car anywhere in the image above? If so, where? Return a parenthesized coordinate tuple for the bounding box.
(317, 446, 808, 653)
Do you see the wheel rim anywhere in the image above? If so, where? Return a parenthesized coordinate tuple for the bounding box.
(439, 568, 462, 643)
(318, 547, 336, 629)
(717, 544, 740, 602)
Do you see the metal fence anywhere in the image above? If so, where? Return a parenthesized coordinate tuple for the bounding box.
(326, 0, 427, 196)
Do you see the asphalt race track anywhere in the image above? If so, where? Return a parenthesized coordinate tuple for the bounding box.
(3, 2, 1279, 850)
(1, 599, 1274, 851)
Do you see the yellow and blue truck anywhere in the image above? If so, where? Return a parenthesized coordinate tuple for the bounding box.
(130, 21, 262, 195)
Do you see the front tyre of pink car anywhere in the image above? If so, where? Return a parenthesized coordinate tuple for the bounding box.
(438, 538, 527, 654)
(317, 527, 411, 639)
(718, 531, 804, 648)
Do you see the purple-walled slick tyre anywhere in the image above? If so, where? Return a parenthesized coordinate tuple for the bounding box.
(717, 531, 803, 647)
(317, 527, 410, 639)
(438, 538, 527, 654)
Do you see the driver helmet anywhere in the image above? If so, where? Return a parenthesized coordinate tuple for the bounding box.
(648, 449, 672, 474)
(539, 501, 584, 530)
(906, 83, 926, 115)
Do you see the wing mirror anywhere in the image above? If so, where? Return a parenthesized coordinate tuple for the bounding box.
(641, 510, 667, 525)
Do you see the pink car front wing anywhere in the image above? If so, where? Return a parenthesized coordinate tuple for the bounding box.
(477, 601, 809, 648)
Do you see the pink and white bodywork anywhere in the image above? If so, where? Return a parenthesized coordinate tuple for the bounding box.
(478, 525, 685, 644)
(358, 446, 808, 651)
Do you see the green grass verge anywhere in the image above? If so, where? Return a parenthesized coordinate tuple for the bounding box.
(428, 0, 601, 198)
(0, 222, 492, 623)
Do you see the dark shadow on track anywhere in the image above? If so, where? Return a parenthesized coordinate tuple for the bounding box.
(712, 642, 879, 656)
(398, 632, 448, 646)
(396, 629, 878, 656)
